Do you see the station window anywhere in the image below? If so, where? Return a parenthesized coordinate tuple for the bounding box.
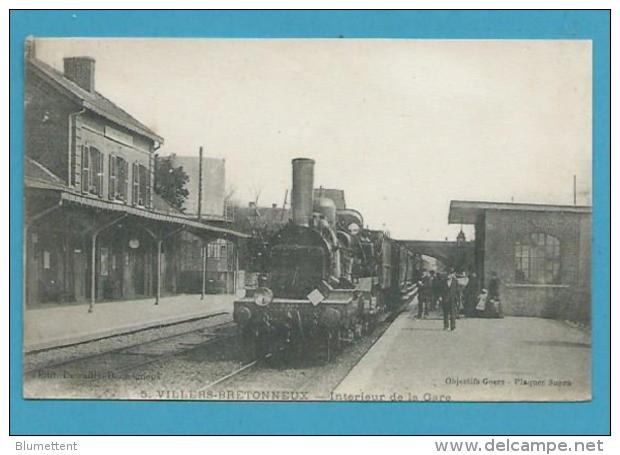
(109, 156, 129, 202)
(514, 233, 561, 284)
(81, 146, 104, 197)
(207, 243, 221, 259)
(42, 251, 51, 269)
(100, 247, 109, 276)
(117, 158, 129, 201)
(131, 162, 151, 208)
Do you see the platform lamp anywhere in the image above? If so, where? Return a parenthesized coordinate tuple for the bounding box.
(456, 218, 466, 247)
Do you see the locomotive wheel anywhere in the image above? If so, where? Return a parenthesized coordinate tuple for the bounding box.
(284, 329, 306, 365)
(326, 331, 333, 363)
(253, 329, 270, 360)
(365, 315, 378, 335)
(239, 326, 258, 361)
(324, 328, 340, 363)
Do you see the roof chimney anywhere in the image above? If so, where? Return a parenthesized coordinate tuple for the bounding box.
(63, 56, 95, 92)
(25, 37, 36, 60)
(291, 158, 315, 227)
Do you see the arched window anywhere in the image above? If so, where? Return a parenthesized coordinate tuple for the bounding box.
(514, 233, 561, 284)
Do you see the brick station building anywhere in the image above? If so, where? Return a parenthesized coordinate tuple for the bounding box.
(24, 47, 247, 309)
(449, 200, 591, 322)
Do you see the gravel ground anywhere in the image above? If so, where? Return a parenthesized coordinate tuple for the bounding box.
(23, 299, 589, 402)
(24, 327, 244, 399)
(209, 317, 399, 401)
(23, 310, 401, 401)
(23, 312, 232, 373)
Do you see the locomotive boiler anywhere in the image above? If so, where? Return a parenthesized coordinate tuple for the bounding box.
(233, 158, 414, 361)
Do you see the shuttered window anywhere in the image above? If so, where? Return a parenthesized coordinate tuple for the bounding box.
(96, 150, 104, 197)
(138, 164, 148, 207)
(108, 156, 129, 202)
(80, 146, 90, 194)
(132, 162, 139, 206)
(130, 162, 151, 207)
(108, 154, 116, 200)
(117, 158, 128, 202)
(145, 165, 151, 208)
(86, 147, 104, 197)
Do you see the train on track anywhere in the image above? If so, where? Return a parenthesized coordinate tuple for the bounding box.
(234, 158, 419, 361)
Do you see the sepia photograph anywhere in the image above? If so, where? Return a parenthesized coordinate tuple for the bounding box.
(22, 37, 592, 402)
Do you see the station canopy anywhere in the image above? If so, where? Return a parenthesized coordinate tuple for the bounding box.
(448, 200, 592, 225)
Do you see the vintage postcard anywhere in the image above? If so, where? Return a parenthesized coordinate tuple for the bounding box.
(23, 37, 591, 402)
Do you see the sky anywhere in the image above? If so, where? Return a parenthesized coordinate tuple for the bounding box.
(34, 39, 592, 240)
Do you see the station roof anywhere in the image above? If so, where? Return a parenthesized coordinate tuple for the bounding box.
(57, 192, 249, 239)
(25, 157, 65, 186)
(28, 57, 164, 143)
(25, 158, 249, 239)
(448, 200, 592, 224)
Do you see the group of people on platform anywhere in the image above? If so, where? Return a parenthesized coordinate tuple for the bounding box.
(415, 269, 503, 331)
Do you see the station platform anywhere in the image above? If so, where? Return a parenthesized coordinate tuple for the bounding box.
(24, 294, 235, 352)
(334, 302, 591, 402)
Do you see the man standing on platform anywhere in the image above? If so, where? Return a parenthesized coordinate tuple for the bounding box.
(431, 269, 442, 311)
(417, 270, 431, 319)
(443, 269, 459, 331)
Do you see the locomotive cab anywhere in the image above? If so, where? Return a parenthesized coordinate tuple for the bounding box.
(267, 224, 332, 299)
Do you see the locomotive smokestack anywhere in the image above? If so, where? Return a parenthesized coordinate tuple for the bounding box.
(291, 158, 315, 226)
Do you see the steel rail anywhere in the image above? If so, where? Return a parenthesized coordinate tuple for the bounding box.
(197, 345, 290, 392)
(25, 319, 236, 376)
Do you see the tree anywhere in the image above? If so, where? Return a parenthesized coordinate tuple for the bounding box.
(154, 153, 190, 210)
(223, 184, 240, 220)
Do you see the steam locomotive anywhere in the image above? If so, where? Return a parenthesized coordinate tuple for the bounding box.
(233, 158, 419, 361)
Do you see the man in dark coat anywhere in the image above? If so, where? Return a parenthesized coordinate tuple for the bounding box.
(417, 271, 431, 318)
(431, 270, 442, 311)
(442, 270, 460, 331)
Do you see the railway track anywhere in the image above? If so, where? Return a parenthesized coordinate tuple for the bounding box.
(25, 295, 416, 400)
(197, 297, 416, 399)
(25, 321, 238, 378)
(198, 356, 263, 391)
(197, 347, 288, 392)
